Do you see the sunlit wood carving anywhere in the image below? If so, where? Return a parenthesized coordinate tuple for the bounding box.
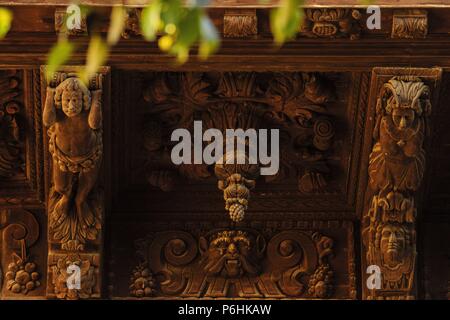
(392, 10, 428, 39)
(362, 68, 441, 299)
(44, 74, 103, 250)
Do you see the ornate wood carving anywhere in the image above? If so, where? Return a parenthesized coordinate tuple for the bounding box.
(0, 70, 24, 180)
(47, 252, 100, 299)
(0, 209, 41, 297)
(142, 72, 337, 221)
(301, 8, 361, 40)
(131, 227, 337, 298)
(55, 8, 87, 35)
(223, 9, 257, 38)
(362, 67, 442, 300)
(42, 66, 109, 299)
(392, 10, 428, 39)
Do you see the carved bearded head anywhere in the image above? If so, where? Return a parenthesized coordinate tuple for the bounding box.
(55, 78, 91, 118)
(200, 231, 263, 278)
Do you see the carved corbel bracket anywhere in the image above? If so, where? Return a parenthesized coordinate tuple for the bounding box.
(223, 9, 257, 38)
(301, 8, 362, 40)
(55, 8, 88, 35)
(362, 67, 442, 300)
(42, 66, 109, 299)
(392, 10, 428, 39)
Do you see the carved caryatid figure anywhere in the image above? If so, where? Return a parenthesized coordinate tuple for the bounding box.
(363, 75, 432, 299)
(43, 77, 102, 248)
(369, 77, 430, 195)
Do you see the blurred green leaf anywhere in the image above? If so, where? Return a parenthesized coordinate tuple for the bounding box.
(141, 0, 163, 41)
(0, 7, 12, 39)
(107, 6, 126, 45)
(46, 39, 75, 81)
(198, 14, 219, 60)
(170, 8, 200, 63)
(270, 0, 303, 45)
(79, 35, 108, 84)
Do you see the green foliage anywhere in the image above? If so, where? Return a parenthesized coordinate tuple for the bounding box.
(0, 7, 12, 39)
(78, 35, 109, 84)
(45, 39, 75, 81)
(141, 1, 219, 63)
(270, 0, 304, 45)
(107, 6, 127, 45)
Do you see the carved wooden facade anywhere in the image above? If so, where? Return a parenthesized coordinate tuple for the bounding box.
(0, 2, 450, 300)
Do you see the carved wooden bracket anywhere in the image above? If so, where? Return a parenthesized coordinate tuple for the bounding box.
(362, 67, 442, 300)
(301, 8, 362, 39)
(55, 8, 88, 35)
(42, 66, 109, 299)
(392, 10, 428, 39)
(223, 9, 257, 38)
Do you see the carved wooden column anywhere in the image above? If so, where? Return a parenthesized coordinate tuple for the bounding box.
(41, 67, 110, 299)
(362, 67, 441, 300)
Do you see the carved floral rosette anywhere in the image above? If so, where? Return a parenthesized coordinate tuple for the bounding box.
(362, 70, 441, 299)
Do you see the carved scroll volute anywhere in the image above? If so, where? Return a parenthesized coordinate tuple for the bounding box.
(0, 209, 42, 297)
(362, 69, 441, 300)
(42, 66, 109, 299)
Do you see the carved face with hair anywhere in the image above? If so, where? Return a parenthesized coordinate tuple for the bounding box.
(55, 78, 91, 118)
(200, 231, 261, 278)
(382, 77, 430, 131)
(376, 222, 410, 268)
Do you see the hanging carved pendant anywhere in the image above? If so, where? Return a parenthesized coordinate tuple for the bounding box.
(142, 72, 336, 222)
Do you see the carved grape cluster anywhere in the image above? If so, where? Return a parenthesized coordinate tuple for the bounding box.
(5, 258, 40, 295)
(129, 263, 157, 298)
(228, 203, 245, 222)
(308, 263, 333, 298)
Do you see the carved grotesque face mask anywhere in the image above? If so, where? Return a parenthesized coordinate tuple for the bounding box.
(61, 89, 83, 117)
(380, 224, 406, 268)
(392, 108, 415, 131)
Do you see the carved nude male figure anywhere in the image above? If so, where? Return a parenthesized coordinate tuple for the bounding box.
(43, 77, 102, 241)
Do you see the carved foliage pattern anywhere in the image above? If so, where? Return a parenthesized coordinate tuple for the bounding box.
(142, 72, 336, 194)
(0, 70, 24, 179)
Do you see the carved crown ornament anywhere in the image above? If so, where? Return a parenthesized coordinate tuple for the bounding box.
(362, 68, 442, 300)
(141, 72, 337, 222)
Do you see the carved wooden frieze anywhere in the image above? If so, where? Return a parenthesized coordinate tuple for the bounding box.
(301, 8, 362, 40)
(392, 10, 428, 39)
(362, 67, 442, 300)
(223, 9, 257, 38)
(142, 72, 339, 220)
(130, 226, 343, 299)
